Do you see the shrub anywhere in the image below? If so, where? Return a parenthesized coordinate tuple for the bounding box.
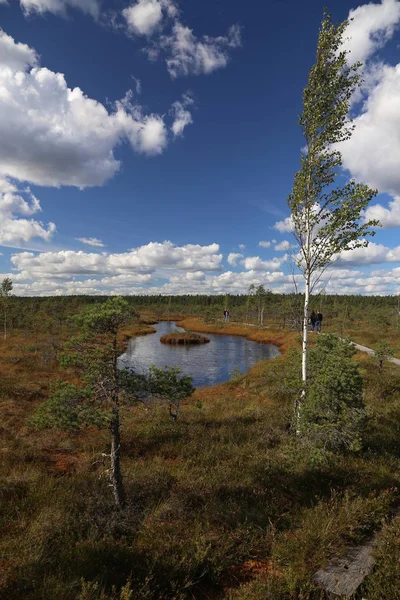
(285, 335, 366, 457)
(373, 341, 394, 372)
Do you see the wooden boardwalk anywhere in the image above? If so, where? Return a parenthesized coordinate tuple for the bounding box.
(348, 340, 400, 367)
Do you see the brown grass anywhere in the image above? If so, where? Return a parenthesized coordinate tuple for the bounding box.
(3, 313, 400, 598)
(119, 323, 156, 350)
(343, 325, 400, 358)
(176, 317, 298, 354)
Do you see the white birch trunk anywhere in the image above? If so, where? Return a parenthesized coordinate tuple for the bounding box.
(302, 272, 310, 384)
(296, 271, 310, 435)
(296, 211, 311, 435)
(109, 336, 125, 509)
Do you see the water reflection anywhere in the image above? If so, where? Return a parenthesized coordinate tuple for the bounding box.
(119, 321, 279, 388)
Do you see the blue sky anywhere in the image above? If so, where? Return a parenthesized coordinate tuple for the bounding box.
(0, 0, 400, 296)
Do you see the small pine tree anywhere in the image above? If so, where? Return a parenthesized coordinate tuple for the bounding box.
(284, 335, 365, 458)
(144, 365, 194, 421)
(32, 297, 137, 509)
(373, 341, 394, 372)
(31, 298, 195, 506)
(0, 277, 13, 341)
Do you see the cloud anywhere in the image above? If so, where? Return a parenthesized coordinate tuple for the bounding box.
(132, 76, 142, 94)
(99, 273, 153, 286)
(0, 30, 192, 188)
(0, 178, 17, 194)
(241, 255, 288, 272)
(19, 0, 100, 17)
(273, 216, 293, 233)
(342, 0, 400, 64)
(10, 241, 223, 280)
(151, 22, 242, 78)
(0, 180, 56, 246)
(0, 28, 38, 71)
(123, 0, 177, 36)
(238, 244, 246, 250)
(185, 270, 205, 281)
(118, 106, 168, 156)
(274, 240, 296, 251)
(338, 241, 400, 265)
(364, 195, 400, 228)
(123, 0, 163, 36)
(338, 2, 400, 207)
(5, 243, 400, 296)
(340, 62, 400, 198)
(169, 270, 206, 282)
(210, 269, 290, 292)
(171, 92, 194, 137)
(76, 237, 105, 248)
(258, 240, 272, 248)
(227, 252, 244, 267)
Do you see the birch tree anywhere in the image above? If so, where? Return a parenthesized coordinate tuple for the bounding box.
(1, 277, 13, 341)
(288, 12, 379, 430)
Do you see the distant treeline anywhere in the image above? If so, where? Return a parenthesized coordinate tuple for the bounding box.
(5, 292, 400, 334)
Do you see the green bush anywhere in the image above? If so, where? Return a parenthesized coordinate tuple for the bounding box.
(285, 335, 365, 458)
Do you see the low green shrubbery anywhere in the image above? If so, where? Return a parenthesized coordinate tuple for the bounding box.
(283, 335, 366, 462)
(2, 330, 400, 599)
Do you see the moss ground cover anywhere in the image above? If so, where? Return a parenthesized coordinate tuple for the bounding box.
(1, 312, 400, 598)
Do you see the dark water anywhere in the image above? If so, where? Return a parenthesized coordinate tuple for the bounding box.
(118, 321, 279, 388)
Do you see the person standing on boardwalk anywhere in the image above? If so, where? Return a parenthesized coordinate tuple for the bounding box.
(310, 310, 317, 332)
(316, 311, 323, 333)
(226, 310, 230, 322)
(223, 309, 227, 321)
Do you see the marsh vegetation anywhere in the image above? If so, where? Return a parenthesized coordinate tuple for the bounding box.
(160, 331, 210, 345)
(0, 292, 400, 599)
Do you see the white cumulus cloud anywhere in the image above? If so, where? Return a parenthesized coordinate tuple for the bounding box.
(338, 241, 400, 265)
(340, 62, 400, 199)
(364, 195, 400, 228)
(241, 255, 288, 272)
(10, 241, 223, 280)
(337, 1, 400, 226)
(0, 180, 56, 246)
(273, 216, 293, 233)
(6, 242, 400, 296)
(342, 0, 400, 64)
(0, 28, 38, 71)
(227, 252, 244, 267)
(123, 0, 163, 35)
(0, 30, 192, 188)
(274, 240, 296, 251)
(123, 0, 177, 35)
(185, 271, 205, 281)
